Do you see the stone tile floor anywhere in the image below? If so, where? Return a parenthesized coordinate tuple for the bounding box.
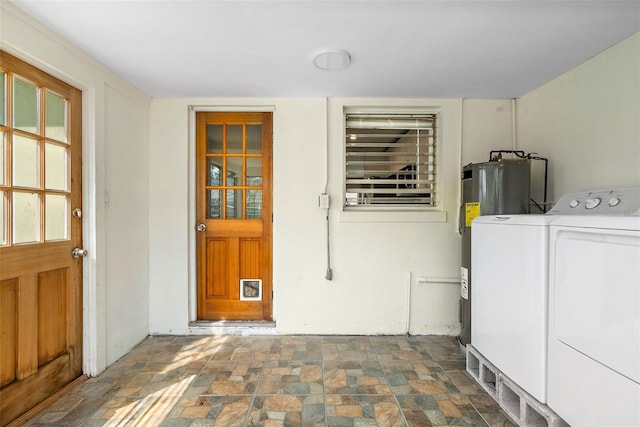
(25, 335, 515, 426)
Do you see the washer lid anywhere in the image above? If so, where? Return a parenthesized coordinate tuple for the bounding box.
(472, 214, 554, 226)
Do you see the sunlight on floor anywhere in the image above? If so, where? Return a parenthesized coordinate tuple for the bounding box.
(103, 375, 195, 426)
(25, 336, 516, 426)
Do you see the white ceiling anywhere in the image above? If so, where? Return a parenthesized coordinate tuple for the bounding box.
(11, 0, 640, 99)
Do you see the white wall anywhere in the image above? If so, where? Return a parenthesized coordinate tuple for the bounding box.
(148, 98, 512, 336)
(1, 3, 151, 374)
(517, 33, 640, 201)
(104, 85, 150, 365)
(461, 99, 515, 166)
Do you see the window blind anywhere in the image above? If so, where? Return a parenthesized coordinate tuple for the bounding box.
(345, 113, 437, 207)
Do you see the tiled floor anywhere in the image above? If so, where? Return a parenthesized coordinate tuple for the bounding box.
(25, 335, 515, 426)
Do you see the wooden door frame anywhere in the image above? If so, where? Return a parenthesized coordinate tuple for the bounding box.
(186, 106, 275, 324)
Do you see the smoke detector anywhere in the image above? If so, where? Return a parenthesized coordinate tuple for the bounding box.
(313, 49, 351, 71)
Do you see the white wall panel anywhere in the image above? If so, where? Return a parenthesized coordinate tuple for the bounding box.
(104, 85, 150, 365)
(148, 97, 510, 336)
(461, 99, 515, 166)
(517, 33, 640, 201)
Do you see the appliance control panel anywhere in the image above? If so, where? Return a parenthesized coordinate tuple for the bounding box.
(547, 187, 640, 216)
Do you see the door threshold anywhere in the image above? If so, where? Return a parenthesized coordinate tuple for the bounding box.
(188, 320, 277, 336)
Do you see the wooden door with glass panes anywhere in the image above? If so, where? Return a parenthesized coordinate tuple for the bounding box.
(196, 112, 272, 320)
(0, 51, 83, 425)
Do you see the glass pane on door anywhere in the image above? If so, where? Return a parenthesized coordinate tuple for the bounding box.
(246, 190, 262, 219)
(14, 77, 39, 134)
(0, 191, 5, 245)
(207, 157, 222, 186)
(246, 125, 262, 153)
(13, 135, 39, 188)
(45, 194, 68, 241)
(246, 157, 262, 186)
(226, 189, 242, 218)
(45, 143, 67, 191)
(227, 125, 243, 153)
(227, 157, 242, 186)
(0, 131, 5, 186)
(206, 189, 221, 219)
(0, 71, 5, 126)
(207, 125, 223, 153)
(13, 191, 39, 244)
(46, 91, 66, 142)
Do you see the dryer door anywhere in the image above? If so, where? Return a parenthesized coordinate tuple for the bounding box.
(552, 226, 640, 382)
(548, 222, 640, 426)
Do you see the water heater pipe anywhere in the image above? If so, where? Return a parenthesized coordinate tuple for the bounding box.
(512, 98, 517, 150)
(405, 271, 412, 334)
(323, 97, 329, 195)
(323, 97, 333, 280)
(457, 98, 465, 237)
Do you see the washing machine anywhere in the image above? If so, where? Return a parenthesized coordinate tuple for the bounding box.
(472, 213, 554, 403)
(547, 188, 640, 426)
(471, 187, 640, 406)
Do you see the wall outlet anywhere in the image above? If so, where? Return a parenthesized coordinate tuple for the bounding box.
(319, 194, 330, 209)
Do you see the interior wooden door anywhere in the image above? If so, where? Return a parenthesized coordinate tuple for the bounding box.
(196, 112, 272, 320)
(0, 51, 83, 425)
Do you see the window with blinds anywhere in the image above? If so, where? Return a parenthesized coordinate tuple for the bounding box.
(344, 112, 437, 208)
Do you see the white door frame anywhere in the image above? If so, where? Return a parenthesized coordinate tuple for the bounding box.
(186, 105, 276, 324)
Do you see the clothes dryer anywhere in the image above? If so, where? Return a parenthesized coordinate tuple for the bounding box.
(472, 187, 640, 406)
(547, 188, 640, 426)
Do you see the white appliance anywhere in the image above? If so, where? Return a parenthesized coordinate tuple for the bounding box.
(472, 213, 554, 403)
(471, 187, 640, 406)
(547, 188, 640, 426)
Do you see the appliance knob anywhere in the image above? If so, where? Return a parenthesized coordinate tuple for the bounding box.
(608, 197, 621, 207)
(585, 197, 601, 209)
(569, 200, 580, 208)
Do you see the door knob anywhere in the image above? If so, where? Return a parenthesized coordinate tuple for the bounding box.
(196, 223, 207, 232)
(72, 248, 88, 258)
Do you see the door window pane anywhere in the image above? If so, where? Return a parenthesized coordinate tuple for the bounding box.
(246, 190, 262, 219)
(13, 135, 39, 188)
(0, 191, 5, 245)
(45, 194, 68, 241)
(13, 192, 39, 244)
(0, 71, 5, 126)
(227, 157, 242, 186)
(14, 77, 38, 134)
(247, 125, 262, 153)
(46, 91, 66, 142)
(206, 189, 221, 219)
(207, 157, 222, 186)
(226, 189, 242, 218)
(207, 124, 223, 153)
(227, 125, 243, 153)
(45, 143, 67, 190)
(246, 157, 262, 186)
(0, 131, 5, 186)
